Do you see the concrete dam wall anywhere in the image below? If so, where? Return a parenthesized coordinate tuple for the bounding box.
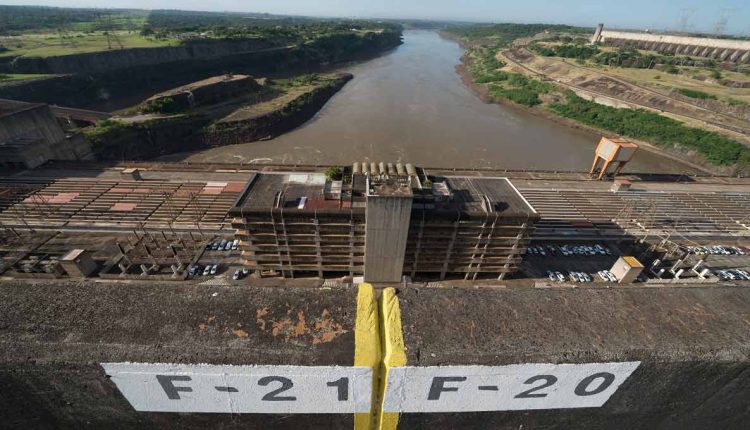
(2, 281, 749, 429)
(592, 26, 750, 63)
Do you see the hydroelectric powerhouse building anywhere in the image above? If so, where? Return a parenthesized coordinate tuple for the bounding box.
(229, 166, 538, 282)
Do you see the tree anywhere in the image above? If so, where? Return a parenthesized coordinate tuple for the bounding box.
(325, 166, 343, 181)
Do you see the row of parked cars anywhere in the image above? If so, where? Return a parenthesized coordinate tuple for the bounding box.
(529, 244, 612, 257)
(546, 269, 619, 283)
(206, 239, 239, 252)
(715, 269, 750, 281)
(188, 264, 219, 277)
(232, 268, 250, 280)
(684, 245, 748, 256)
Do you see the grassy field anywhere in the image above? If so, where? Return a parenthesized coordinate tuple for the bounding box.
(0, 73, 53, 81)
(593, 65, 750, 104)
(0, 31, 178, 58)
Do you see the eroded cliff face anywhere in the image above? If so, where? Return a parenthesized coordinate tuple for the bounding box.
(86, 74, 354, 161)
(0, 30, 401, 109)
(205, 74, 353, 146)
(2, 39, 283, 74)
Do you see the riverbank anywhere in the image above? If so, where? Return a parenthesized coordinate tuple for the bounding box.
(454, 58, 716, 175)
(84, 73, 352, 160)
(174, 31, 694, 173)
(448, 31, 748, 176)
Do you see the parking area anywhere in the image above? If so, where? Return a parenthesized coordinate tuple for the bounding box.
(520, 242, 625, 285)
(521, 239, 750, 285)
(190, 236, 245, 280)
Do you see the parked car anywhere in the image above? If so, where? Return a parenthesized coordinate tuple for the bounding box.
(232, 269, 242, 280)
(231, 239, 239, 250)
(202, 266, 211, 276)
(555, 271, 565, 282)
(210, 264, 218, 275)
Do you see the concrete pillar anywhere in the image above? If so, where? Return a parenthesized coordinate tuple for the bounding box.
(698, 46, 712, 57)
(691, 45, 703, 56)
(741, 51, 750, 64)
(729, 50, 741, 62)
(591, 23, 604, 44)
(363, 178, 413, 283)
(719, 49, 732, 61)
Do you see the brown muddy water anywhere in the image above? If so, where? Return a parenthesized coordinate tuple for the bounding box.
(175, 30, 694, 173)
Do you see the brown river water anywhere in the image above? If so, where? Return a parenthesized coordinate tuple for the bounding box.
(177, 30, 694, 173)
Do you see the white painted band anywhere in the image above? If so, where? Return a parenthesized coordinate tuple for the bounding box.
(383, 361, 640, 412)
(101, 363, 373, 414)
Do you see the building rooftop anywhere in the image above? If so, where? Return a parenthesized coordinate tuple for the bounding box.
(232, 173, 354, 212)
(367, 176, 413, 197)
(424, 176, 538, 218)
(232, 173, 537, 218)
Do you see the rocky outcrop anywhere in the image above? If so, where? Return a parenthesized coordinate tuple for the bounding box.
(86, 73, 353, 161)
(205, 73, 353, 146)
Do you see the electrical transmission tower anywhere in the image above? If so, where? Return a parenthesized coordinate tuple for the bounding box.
(713, 9, 738, 35)
(99, 13, 124, 50)
(678, 8, 695, 33)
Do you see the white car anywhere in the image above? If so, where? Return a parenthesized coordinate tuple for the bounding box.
(202, 266, 211, 276)
(210, 264, 218, 275)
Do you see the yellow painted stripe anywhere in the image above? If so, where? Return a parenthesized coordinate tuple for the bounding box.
(377, 287, 407, 430)
(354, 283, 381, 430)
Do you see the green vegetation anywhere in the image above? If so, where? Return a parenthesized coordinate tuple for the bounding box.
(0, 73, 51, 81)
(82, 119, 132, 142)
(727, 98, 748, 107)
(676, 88, 717, 100)
(452, 22, 750, 171)
(490, 86, 542, 106)
(0, 32, 179, 58)
(464, 45, 551, 107)
(0, 5, 147, 33)
(325, 166, 343, 181)
(534, 46, 718, 70)
(0, 5, 401, 60)
(532, 43, 599, 60)
(549, 93, 749, 166)
(141, 96, 182, 114)
(445, 23, 589, 45)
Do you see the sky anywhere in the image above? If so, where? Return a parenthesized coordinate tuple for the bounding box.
(3, 0, 750, 35)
